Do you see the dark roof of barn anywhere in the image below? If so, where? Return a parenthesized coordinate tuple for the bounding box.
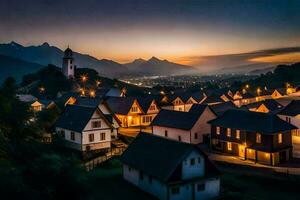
(208, 109, 296, 134)
(105, 96, 136, 115)
(152, 109, 205, 130)
(120, 133, 220, 182)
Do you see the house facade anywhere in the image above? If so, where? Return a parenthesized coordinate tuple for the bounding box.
(121, 133, 220, 200)
(209, 109, 296, 166)
(55, 105, 113, 152)
(278, 100, 300, 158)
(152, 107, 216, 144)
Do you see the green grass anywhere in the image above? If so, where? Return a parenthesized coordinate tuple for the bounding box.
(85, 158, 156, 200)
(217, 161, 300, 200)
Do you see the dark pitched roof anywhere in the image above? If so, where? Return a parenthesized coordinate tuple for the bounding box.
(105, 96, 136, 115)
(75, 96, 103, 108)
(96, 88, 121, 97)
(55, 105, 98, 132)
(279, 100, 300, 116)
(208, 109, 297, 134)
(275, 88, 287, 95)
(39, 100, 55, 107)
(200, 95, 224, 105)
(152, 109, 204, 130)
(120, 133, 219, 182)
(242, 92, 255, 99)
(209, 101, 236, 116)
(136, 96, 156, 113)
(189, 104, 209, 115)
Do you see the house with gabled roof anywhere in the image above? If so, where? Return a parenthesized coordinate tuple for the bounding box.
(55, 104, 114, 152)
(120, 133, 220, 200)
(208, 109, 296, 165)
(136, 97, 160, 126)
(152, 107, 216, 144)
(241, 99, 283, 113)
(278, 100, 300, 158)
(105, 96, 144, 127)
(208, 101, 236, 117)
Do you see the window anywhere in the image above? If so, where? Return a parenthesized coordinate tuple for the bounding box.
(70, 132, 75, 141)
(195, 133, 198, 139)
(92, 120, 101, 128)
(216, 127, 220, 135)
(60, 130, 65, 138)
(139, 171, 144, 180)
(148, 176, 152, 184)
(278, 133, 283, 144)
(227, 142, 232, 151)
(70, 65, 73, 70)
(256, 133, 261, 143)
(142, 116, 153, 123)
(131, 106, 138, 112)
(178, 136, 182, 141)
(236, 130, 240, 139)
(165, 130, 168, 137)
(198, 157, 201, 163)
(227, 128, 231, 137)
(171, 187, 180, 194)
(286, 117, 291, 123)
(197, 183, 205, 191)
(89, 134, 94, 142)
(190, 158, 195, 166)
(100, 132, 106, 140)
(149, 105, 156, 111)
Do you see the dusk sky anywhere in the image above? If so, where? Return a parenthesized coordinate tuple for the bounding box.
(1, 0, 300, 65)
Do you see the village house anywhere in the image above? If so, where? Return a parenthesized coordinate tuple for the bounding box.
(136, 97, 160, 126)
(104, 97, 142, 127)
(121, 133, 220, 200)
(241, 99, 283, 113)
(208, 109, 296, 166)
(199, 95, 226, 105)
(55, 104, 114, 152)
(74, 96, 120, 139)
(278, 100, 300, 158)
(152, 107, 216, 144)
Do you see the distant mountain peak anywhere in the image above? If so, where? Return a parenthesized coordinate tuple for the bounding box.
(148, 56, 161, 62)
(132, 58, 146, 63)
(41, 42, 50, 47)
(9, 41, 23, 48)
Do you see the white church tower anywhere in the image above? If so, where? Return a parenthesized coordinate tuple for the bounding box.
(62, 47, 75, 79)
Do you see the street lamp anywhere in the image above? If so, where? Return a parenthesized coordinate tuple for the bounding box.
(90, 90, 96, 98)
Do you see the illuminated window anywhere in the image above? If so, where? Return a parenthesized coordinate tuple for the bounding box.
(131, 106, 138, 112)
(216, 127, 220, 135)
(227, 128, 231, 137)
(227, 142, 232, 151)
(236, 130, 240, 139)
(149, 105, 156, 110)
(256, 133, 261, 143)
(278, 133, 283, 144)
(89, 134, 94, 142)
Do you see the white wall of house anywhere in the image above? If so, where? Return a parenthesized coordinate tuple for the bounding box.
(194, 178, 220, 200)
(123, 165, 168, 200)
(56, 128, 82, 144)
(153, 126, 191, 143)
(191, 107, 216, 144)
(182, 150, 205, 180)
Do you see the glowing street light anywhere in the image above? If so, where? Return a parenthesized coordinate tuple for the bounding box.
(81, 75, 88, 83)
(245, 84, 250, 89)
(96, 80, 101, 87)
(39, 86, 45, 93)
(89, 90, 96, 97)
(257, 87, 261, 96)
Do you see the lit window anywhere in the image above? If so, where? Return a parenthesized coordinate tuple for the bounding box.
(236, 130, 240, 139)
(278, 133, 282, 144)
(256, 133, 261, 143)
(131, 106, 138, 112)
(227, 128, 231, 137)
(216, 127, 220, 135)
(89, 134, 94, 142)
(227, 142, 232, 151)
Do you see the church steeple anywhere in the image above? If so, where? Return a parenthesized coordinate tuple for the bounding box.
(62, 47, 75, 79)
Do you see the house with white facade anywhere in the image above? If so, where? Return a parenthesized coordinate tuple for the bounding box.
(278, 100, 300, 158)
(120, 133, 220, 200)
(55, 104, 114, 152)
(152, 106, 216, 144)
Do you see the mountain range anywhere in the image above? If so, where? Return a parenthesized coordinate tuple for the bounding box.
(0, 42, 196, 82)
